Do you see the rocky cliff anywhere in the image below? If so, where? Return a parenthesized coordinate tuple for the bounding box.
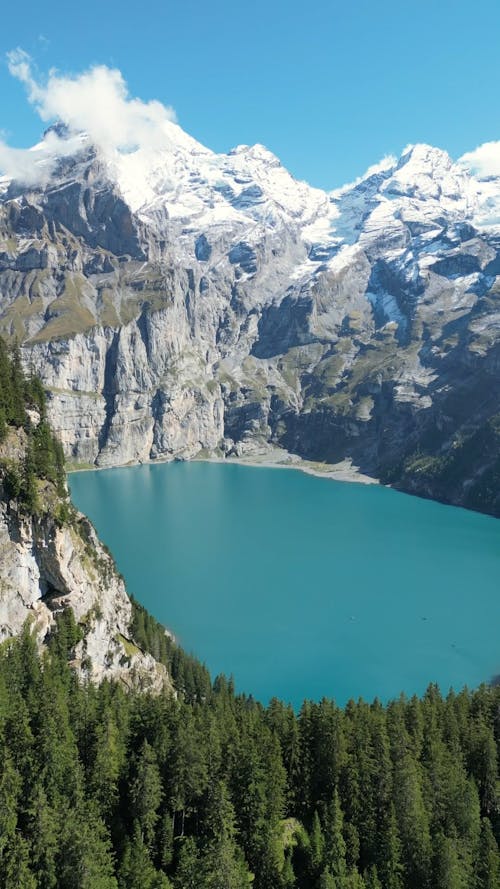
(0, 422, 170, 691)
(1, 126, 500, 514)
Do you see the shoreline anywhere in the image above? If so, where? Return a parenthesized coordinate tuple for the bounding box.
(67, 447, 379, 487)
(195, 451, 379, 486)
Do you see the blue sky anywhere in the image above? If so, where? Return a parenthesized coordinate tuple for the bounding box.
(1, 0, 499, 189)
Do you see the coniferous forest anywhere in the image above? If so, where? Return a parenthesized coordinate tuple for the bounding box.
(1, 618, 500, 889)
(0, 338, 65, 511)
(0, 342, 500, 888)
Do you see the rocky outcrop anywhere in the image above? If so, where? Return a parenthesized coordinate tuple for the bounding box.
(0, 427, 171, 691)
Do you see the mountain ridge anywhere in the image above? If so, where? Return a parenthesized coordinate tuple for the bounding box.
(1, 123, 499, 515)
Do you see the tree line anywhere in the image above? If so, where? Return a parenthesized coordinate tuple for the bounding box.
(0, 614, 499, 889)
(0, 338, 65, 512)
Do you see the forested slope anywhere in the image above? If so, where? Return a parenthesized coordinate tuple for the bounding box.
(1, 619, 500, 888)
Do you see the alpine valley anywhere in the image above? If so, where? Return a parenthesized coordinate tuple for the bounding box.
(1, 120, 500, 515)
(3, 110, 500, 889)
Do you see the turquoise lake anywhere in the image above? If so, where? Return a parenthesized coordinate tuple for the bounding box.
(69, 462, 500, 707)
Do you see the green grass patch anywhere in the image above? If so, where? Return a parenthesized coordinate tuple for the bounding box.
(28, 274, 97, 343)
(117, 634, 142, 658)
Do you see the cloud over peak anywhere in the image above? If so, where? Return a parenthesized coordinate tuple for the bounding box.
(459, 141, 500, 179)
(0, 50, 178, 185)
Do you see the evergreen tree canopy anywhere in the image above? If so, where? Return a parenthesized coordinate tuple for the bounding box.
(0, 620, 498, 888)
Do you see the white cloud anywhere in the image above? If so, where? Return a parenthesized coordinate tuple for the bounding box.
(459, 141, 500, 178)
(0, 141, 53, 186)
(0, 120, 87, 187)
(0, 49, 178, 185)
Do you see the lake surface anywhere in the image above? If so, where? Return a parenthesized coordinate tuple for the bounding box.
(69, 462, 500, 707)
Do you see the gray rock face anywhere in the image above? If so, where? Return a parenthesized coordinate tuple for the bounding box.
(1, 131, 500, 513)
(0, 429, 170, 690)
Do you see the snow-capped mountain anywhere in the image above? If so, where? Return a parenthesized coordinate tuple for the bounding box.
(1, 123, 500, 515)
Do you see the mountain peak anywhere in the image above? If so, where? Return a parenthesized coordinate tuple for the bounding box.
(229, 143, 282, 167)
(398, 142, 453, 172)
(43, 121, 72, 141)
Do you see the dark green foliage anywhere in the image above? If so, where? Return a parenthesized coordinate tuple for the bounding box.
(2, 462, 22, 500)
(475, 819, 500, 889)
(24, 374, 46, 417)
(2, 342, 26, 429)
(390, 413, 500, 518)
(21, 435, 39, 514)
(1, 618, 500, 887)
(48, 609, 84, 662)
(129, 595, 212, 703)
(0, 340, 28, 433)
(0, 337, 67, 514)
(129, 739, 163, 848)
(57, 802, 118, 889)
(118, 827, 172, 888)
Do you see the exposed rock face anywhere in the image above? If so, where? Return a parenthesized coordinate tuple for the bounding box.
(0, 429, 171, 691)
(1, 129, 500, 513)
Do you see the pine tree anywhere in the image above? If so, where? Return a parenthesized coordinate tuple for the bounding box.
(375, 805, 403, 889)
(25, 373, 46, 417)
(21, 434, 39, 513)
(1, 833, 36, 889)
(390, 716, 432, 889)
(432, 832, 468, 889)
(470, 724, 499, 817)
(57, 802, 118, 889)
(266, 699, 300, 812)
(344, 871, 366, 889)
(173, 837, 203, 889)
(33, 420, 57, 483)
(129, 739, 163, 849)
(309, 810, 325, 877)
(203, 841, 252, 889)
(157, 809, 175, 871)
(0, 338, 13, 424)
(323, 793, 348, 884)
(364, 865, 382, 889)
(25, 783, 59, 889)
(118, 827, 172, 889)
(8, 342, 26, 427)
(91, 715, 123, 823)
(475, 818, 500, 889)
(282, 852, 296, 888)
(318, 870, 336, 889)
(0, 405, 6, 442)
(36, 659, 82, 808)
(0, 755, 22, 862)
(168, 708, 208, 836)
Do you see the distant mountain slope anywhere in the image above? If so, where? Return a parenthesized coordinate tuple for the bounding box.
(1, 124, 499, 515)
